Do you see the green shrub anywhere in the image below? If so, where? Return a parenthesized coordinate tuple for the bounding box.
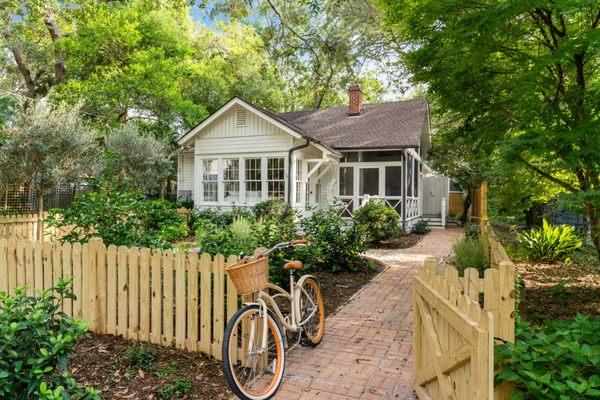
(352, 201, 402, 244)
(300, 203, 367, 272)
(496, 315, 600, 399)
(252, 199, 295, 223)
(47, 180, 188, 249)
(0, 280, 98, 399)
(464, 221, 480, 239)
(452, 237, 489, 276)
(124, 344, 157, 372)
(412, 219, 431, 234)
(517, 219, 583, 262)
(157, 377, 193, 399)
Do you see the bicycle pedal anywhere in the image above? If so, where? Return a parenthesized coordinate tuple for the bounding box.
(300, 339, 312, 347)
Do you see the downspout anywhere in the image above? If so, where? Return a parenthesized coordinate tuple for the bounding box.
(287, 139, 311, 205)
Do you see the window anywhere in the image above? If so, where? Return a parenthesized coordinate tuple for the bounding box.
(450, 180, 463, 193)
(341, 152, 359, 162)
(413, 159, 419, 197)
(267, 157, 285, 200)
(202, 159, 218, 202)
(339, 167, 354, 196)
(295, 159, 303, 204)
(406, 155, 413, 197)
(245, 158, 262, 202)
(385, 166, 402, 196)
(223, 159, 239, 202)
(361, 151, 403, 162)
(235, 108, 247, 127)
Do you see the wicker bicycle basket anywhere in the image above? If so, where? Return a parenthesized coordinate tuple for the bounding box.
(225, 256, 269, 295)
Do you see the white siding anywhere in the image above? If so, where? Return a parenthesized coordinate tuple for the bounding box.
(195, 107, 294, 155)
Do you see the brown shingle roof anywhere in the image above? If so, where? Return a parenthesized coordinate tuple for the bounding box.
(277, 99, 428, 150)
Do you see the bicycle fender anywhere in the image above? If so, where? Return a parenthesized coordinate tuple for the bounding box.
(296, 274, 320, 287)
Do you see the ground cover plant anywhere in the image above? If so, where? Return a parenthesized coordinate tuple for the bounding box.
(353, 201, 402, 244)
(496, 315, 600, 399)
(517, 219, 583, 263)
(0, 280, 98, 399)
(412, 219, 430, 235)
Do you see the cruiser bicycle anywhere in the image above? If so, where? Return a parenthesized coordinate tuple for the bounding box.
(222, 239, 325, 400)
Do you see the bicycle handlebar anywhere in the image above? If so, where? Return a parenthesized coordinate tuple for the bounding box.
(238, 239, 307, 260)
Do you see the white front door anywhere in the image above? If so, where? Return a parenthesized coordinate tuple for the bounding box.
(422, 176, 448, 215)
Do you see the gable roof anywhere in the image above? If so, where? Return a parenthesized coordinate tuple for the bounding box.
(277, 99, 429, 150)
(177, 97, 429, 152)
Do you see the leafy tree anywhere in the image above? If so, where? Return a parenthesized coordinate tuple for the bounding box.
(378, 0, 600, 255)
(210, 0, 399, 110)
(104, 124, 172, 197)
(0, 101, 98, 238)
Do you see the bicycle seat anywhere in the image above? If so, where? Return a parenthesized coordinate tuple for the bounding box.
(283, 260, 303, 270)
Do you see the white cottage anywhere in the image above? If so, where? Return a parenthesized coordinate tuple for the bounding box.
(177, 85, 449, 229)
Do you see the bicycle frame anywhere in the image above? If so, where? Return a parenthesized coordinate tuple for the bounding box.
(244, 271, 319, 348)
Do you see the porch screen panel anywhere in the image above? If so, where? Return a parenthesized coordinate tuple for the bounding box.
(413, 159, 419, 197)
(223, 159, 239, 202)
(202, 159, 218, 202)
(339, 167, 354, 196)
(295, 160, 303, 204)
(359, 168, 379, 196)
(385, 167, 402, 196)
(245, 158, 262, 203)
(406, 155, 413, 197)
(267, 157, 285, 200)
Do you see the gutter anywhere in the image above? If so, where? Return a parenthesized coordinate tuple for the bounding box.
(287, 139, 311, 205)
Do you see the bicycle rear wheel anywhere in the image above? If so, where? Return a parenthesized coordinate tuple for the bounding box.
(300, 277, 325, 346)
(222, 305, 286, 400)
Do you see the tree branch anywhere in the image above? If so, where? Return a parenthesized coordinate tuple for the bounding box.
(517, 156, 578, 193)
(43, 9, 66, 85)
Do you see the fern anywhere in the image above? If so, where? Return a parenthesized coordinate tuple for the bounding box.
(517, 219, 582, 263)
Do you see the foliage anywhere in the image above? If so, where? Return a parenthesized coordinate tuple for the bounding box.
(123, 344, 157, 373)
(352, 201, 402, 244)
(46, 181, 188, 249)
(0, 280, 98, 399)
(464, 221, 480, 239)
(451, 237, 489, 277)
(300, 203, 367, 272)
(252, 199, 295, 223)
(104, 124, 172, 194)
(411, 219, 430, 235)
(517, 220, 583, 263)
(156, 377, 193, 399)
(0, 101, 98, 211)
(496, 315, 600, 399)
(377, 0, 600, 256)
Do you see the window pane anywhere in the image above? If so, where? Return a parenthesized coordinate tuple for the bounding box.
(341, 152, 359, 162)
(223, 159, 239, 181)
(359, 168, 379, 196)
(361, 151, 403, 162)
(202, 160, 218, 202)
(267, 158, 285, 180)
(244, 158, 262, 203)
(450, 180, 462, 192)
(295, 160, 303, 204)
(268, 181, 285, 200)
(339, 167, 354, 196)
(224, 182, 239, 202)
(413, 159, 419, 197)
(385, 166, 402, 196)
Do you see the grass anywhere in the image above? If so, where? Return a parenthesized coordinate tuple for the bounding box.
(451, 236, 490, 277)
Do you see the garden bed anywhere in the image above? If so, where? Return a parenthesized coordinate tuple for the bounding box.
(70, 333, 231, 399)
(370, 233, 423, 250)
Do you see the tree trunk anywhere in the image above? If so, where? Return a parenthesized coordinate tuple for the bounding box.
(37, 191, 44, 241)
(461, 185, 472, 225)
(524, 208, 535, 228)
(583, 203, 600, 258)
(159, 181, 167, 200)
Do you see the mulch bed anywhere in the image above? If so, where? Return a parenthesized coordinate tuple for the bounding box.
(517, 259, 600, 324)
(371, 233, 423, 250)
(70, 259, 385, 398)
(71, 334, 231, 400)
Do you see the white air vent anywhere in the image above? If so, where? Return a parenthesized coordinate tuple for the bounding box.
(235, 109, 247, 127)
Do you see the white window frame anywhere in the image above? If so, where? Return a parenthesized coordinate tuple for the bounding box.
(201, 159, 219, 204)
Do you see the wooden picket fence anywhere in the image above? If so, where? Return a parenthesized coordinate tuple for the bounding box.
(0, 213, 71, 242)
(0, 237, 244, 360)
(413, 235, 516, 399)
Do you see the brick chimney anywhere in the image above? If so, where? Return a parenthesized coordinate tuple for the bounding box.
(348, 84, 363, 116)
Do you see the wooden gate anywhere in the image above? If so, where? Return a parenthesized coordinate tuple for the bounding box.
(413, 260, 495, 400)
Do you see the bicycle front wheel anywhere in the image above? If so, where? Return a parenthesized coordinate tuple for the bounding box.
(300, 277, 325, 346)
(222, 305, 286, 400)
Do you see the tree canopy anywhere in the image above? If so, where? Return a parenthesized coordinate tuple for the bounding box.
(377, 0, 600, 253)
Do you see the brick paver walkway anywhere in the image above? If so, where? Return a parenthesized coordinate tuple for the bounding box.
(274, 228, 463, 400)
